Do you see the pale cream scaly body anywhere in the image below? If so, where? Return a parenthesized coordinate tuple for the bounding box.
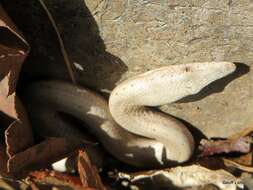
(24, 62, 236, 167)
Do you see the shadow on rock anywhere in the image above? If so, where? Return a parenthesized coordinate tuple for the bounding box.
(178, 62, 250, 103)
(2, 0, 128, 95)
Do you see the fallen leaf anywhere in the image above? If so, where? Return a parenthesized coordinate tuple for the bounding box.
(199, 137, 251, 157)
(78, 150, 106, 190)
(29, 169, 96, 190)
(0, 143, 9, 177)
(0, 5, 33, 174)
(0, 5, 30, 115)
(8, 138, 83, 173)
(118, 165, 243, 190)
(227, 152, 253, 166)
(5, 96, 33, 157)
(197, 125, 253, 179)
(223, 158, 253, 173)
(196, 157, 227, 171)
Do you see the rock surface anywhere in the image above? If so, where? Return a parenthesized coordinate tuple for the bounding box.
(3, 0, 253, 139)
(85, 0, 253, 139)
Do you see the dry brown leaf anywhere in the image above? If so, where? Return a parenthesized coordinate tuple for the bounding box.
(78, 150, 106, 190)
(0, 5, 29, 114)
(196, 157, 227, 171)
(199, 137, 251, 157)
(0, 5, 34, 174)
(5, 96, 33, 157)
(8, 138, 83, 173)
(197, 125, 253, 177)
(223, 158, 253, 173)
(228, 152, 253, 166)
(29, 170, 96, 190)
(0, 143, 9, 177)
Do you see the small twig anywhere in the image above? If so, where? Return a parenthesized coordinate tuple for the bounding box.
(0, 176, 29, 186)
(37, 0, 76, 84)
(223, 158, 253, 173)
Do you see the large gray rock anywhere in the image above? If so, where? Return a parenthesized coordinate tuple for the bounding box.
(83, 0, 253, 138)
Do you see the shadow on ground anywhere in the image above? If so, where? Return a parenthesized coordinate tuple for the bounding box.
(2, 0, 128, 96)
